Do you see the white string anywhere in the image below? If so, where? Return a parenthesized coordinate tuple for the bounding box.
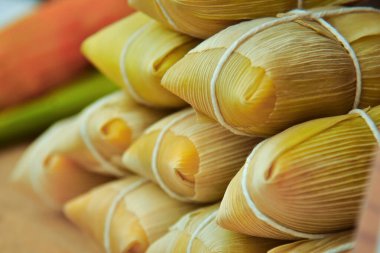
(79, 92, 125, 176)
(350, 109, 380, 144)
(325, 242, 355, 253)
(186, 211, 217, 253)
(103, 178, 148, 253)
(241, 141, 332, 239)
(210, 7, 380, 136)
(151, 109, 195, 202)
(119, 23, 154, 107)
(155, 0, 179, 31)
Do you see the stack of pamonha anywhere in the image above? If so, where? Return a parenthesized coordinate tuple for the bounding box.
(12, 0, 380, 252)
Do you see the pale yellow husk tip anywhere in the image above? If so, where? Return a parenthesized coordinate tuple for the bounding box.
(162, 7, 380, 136)
(64, 176, 196, 253)
(82, 12, 200, 108)
(122, 108, 261, 203)
(11, 91, 167, 207)
(12, 117, 112, 209)
(147, 203, 286, 253)
(218, 106, 380, 239)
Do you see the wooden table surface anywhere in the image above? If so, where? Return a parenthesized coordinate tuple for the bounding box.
(0, 144, 102, 253)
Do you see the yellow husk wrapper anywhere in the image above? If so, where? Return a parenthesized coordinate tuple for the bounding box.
(122, 108, 261, 203)
(218, 106, 380, 240)
(14, 91, 166, 176)
(147, 204, 285, 253)
(82, 12, 200, 108)
(64, 176, 196, 253)
(162, 8, 380, 136)
(11, 117, 113, 209)
(12, 92, 166, 207)
(128, 0, 358, 39)
(269, 232, 354, 253)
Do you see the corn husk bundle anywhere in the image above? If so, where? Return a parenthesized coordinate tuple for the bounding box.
(128, 0, 359, 39)
(82, 12, 200, 108)
(0, 72, 117, 146)
(13, 91, 166, 178)
(147, 204, 284, 253)
(0, 0, 131, 109)
(12, 92, 167, 207)
(122, 108, 261, 203)
(269, 232, 354, 253)
(162, 7, 380, 136)
(217, 106, 380, 240)
(64, 176, 196, 253)
(11, 117, 113, 209)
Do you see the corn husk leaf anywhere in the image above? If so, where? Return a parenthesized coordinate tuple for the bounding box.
(20, 91, 166, 176)
(64, 176, 196, 253)
(0, 0, 131, 109)
(128, 0, 359, 39)
(0, 72, 117, 147)
(12, 92, 167, 207)
(217, 106, 380, 240)
(147, 204, 285, 253)
(122, 108, 261, 203)
(11, 116, 113, 209)
(269, 231, 354, 253)
(162, 8, 380, 136)
(82, 12, 199, 108)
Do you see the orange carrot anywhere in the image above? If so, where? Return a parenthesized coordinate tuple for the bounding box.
(0, 0, 134, 109)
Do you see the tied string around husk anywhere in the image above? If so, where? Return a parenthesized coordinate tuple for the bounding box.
(326, 242, 355, 253)
(155, 0, 179, 31)
(241, 108, 380, 239)
(186, 211, 218, 253)
(151, 109, 195, 202)
(153, 0, 305, 33)
(210, 7, 379, 136)
(79, 92, 125, 176)
(103, 178, 149, 253)
(119, 22, 156, 107)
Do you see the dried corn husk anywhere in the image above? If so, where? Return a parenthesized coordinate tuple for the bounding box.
(147, 204, 285, 253)
(162, 7, 380, 136)
(64, 176, 196, 253)
(128, 0, 359, 39)
(217, 106, 380, 240)
(11, 117, 113, 209)
(0, 0, 131, 109)
(28, 92, 164, 175)
(269, 232, 354, 253)
(12, 92, 167, 206)
(82, 12, 199, 108)
(122, 108, 260, 203)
